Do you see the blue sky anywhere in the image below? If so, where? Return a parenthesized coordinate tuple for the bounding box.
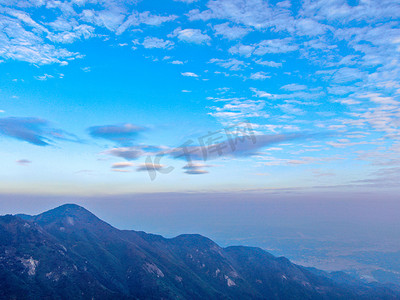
(0, 0, 400, 195)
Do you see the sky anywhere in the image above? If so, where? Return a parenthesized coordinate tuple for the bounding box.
(0, 0, 400, 196)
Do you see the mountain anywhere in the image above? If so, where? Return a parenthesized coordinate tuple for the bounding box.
(0, 204, 399, 300)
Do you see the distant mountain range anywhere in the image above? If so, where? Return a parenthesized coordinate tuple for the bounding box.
(0, 204, 399, 299)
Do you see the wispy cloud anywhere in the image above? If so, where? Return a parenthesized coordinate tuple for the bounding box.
(142, 37, 174, 49)
(16, 159, 32, 165)
(111, 162, 134, 169)
(102, 145, 163, 161)
(209, 58, 247, 71)
(254, 59, 282, 68)
(136, 162, 166, 172)
(249, 71, 270, 80)
(183, 162, 212, 175)
(169, 133, 316, 161)
(169, 28, 211, 44)
(213, 22, 251, 40)
(181, 72, 199, 77)
(88, 123, 145, 146)
(281, 84, 307, 92)
(174, 0, 199, 3)
(34, 74, 54, 81)
(229, 39, 298, 57)
(0, 117, 78, 146)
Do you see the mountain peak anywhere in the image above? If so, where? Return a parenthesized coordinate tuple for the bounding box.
(52, 203, 86, 211)
(36, 203, 91, 217)
(32, 203, 106, 229)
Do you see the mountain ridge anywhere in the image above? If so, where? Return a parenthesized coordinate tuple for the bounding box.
(1, 204, 399, 300)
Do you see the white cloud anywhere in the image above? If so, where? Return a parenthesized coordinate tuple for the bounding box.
(334, 98, 361, 105)
(331, 67, 366, 83)
(295, 18, 327, 36)
(209, 58, 247, 71)
(281, 84, 307, 91)
(188, 0, 294, 31)
(250, 71, 270, 80)
(250, 88, 272, 98)
(81, 8, 126, 32)
(171, 60, 184, 64)
(0, 13, 82, 65)
(87, 10, 177, 35)
(0, 3, 178, 65)
(208, 98, 268, 121)
(277, 103, 305, 115)
(34, 74, 54, 81)
(253, 38, 298, 55)
(213, 22, 251, 40)
(358, 93, 399, 105)
(229, 38, 297, 57)
(254, 59, 282, 68)
(301, 0, 400, 22)
(181, 72, 199, 77)
(137, 12, 178, 26)
(174, 0, 199, 3)
(170, 28, 211, 44)
(142, 37, 174, 49)
(228, 44, 255, 57)
(46, 17, 96, 44)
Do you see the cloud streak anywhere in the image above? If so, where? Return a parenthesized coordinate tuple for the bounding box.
(88, 123, 145, 146)
(0, 117, 78, 146)
(183, 162, 212, 175)
(168, 132, 320, 162)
